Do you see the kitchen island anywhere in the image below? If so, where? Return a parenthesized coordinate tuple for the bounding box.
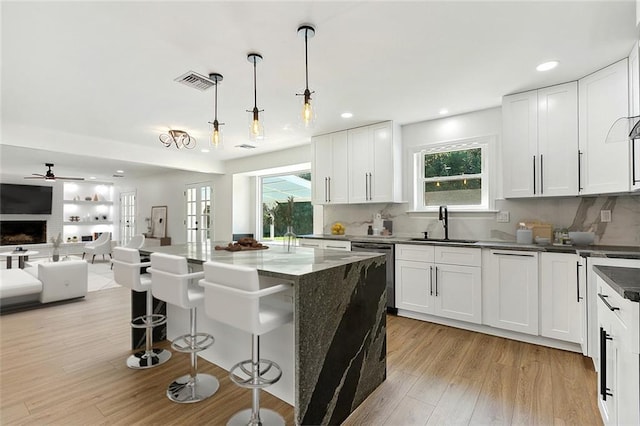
(140, 244, 387, 426)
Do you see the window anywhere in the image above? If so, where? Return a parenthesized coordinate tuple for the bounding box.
(259, 172, 312, 242)
(414, 137, 491, 210)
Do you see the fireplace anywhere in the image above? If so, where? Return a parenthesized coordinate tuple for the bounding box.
(0, 221, 47, 246)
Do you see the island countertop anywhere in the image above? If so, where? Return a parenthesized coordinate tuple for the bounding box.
(140, 242, 384, 278)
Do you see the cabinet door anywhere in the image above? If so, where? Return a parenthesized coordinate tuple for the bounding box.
(395, 259, 433, 313)
(433, 264, 481, 324)
(540, 253, 582, 343)
(329, 131, 349, 204)
(485, 251, 539, 335)
(347, 126, 371, 203)
(538, 82, 579, 196)
(312, 134, 331, 204)
(369, 121, 394, 202)
(502, 90, 538, 198)
(629, 43, 640, 191)
(579, 59, 629, 194)
(597, 318, 617, 426)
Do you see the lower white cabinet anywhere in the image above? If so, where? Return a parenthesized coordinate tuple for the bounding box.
(539, 252, 584, 344)
(596, 274, 640, 426)
(484, 250, 539, 335)
(395, 244, 482, 324)
(298, 238, 351, 251)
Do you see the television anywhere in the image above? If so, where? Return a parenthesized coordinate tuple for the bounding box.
(0, 183, 53, 214)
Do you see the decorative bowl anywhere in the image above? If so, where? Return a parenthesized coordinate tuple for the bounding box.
(568, 231, 595, 245)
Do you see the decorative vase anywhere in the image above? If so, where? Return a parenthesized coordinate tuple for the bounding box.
(283, 226, 297, 253)
(52, 248, 60, 262)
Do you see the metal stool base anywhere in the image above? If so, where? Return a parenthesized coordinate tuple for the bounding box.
(227, 408, 285, 426)
(167, 373, 219, 404)
(126, 348, 171, 369)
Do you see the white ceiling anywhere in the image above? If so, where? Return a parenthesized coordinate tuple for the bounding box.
(1, 1, 637, 181)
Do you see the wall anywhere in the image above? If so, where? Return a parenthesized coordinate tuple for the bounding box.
(323, 108, 640, 247)
(117, 170, 223, 244)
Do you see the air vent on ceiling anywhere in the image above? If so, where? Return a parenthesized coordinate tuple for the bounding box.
(236, 144, 256, 149)
(174, 71, 215, 91)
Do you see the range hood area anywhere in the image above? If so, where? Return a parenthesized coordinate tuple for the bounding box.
(606, 115, 640, 189)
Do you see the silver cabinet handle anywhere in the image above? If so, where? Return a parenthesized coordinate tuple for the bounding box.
(327, 176, 331, 203)
(576, 262, 583, 302)
(324, 177, 328, 203)
(435, 266, 439, 297)
(598, 293, 620, 311)
(492, 252, 535, 257)
(429, 265, 433, 296)
(532, 156, 536, 195)
(540, 154, 544, 195)
(578, 150, 583, 191)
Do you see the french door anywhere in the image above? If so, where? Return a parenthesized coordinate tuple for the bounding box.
(185, 183, 213, 244)
(119, 191, 136, 245)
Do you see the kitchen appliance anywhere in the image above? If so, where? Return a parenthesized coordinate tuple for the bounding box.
(351, 241, 396, 314)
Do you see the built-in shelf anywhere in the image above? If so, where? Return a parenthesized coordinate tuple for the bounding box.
(64, 221, 113, 225)
(63, 200, 114, 205)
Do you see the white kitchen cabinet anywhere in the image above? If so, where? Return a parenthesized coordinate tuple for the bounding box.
(502, 81, 578, 198)
(311, 131, 348, 204)
(484, 250, 539, 335)
(596, 274, 640, 426)
(298, 238, 351, 251)
(395, 244, 481, 324)
(347, 121, 401, 203)
(539, 252, 583, 344)
(579, 59, 630, 194)
(629, 42, 640, 191)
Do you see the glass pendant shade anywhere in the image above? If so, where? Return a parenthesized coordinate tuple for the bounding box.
(248, 108, 264, 140)
(301, 89, 315, 128)
(210, 121, 223, 148)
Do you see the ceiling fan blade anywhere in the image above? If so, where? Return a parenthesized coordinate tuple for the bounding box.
(24, 176, 44, 179)
(32, 173, 46, 177)
(57, 176, 85, 181)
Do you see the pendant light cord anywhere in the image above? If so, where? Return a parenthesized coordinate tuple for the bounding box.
(304, 29, 309, 90)
(253, 59, 258, 109)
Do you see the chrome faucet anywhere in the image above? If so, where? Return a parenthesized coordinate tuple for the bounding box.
(439, 205, 449, 240)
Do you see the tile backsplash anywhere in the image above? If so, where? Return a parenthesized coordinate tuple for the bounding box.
(323, 194, 640, 246)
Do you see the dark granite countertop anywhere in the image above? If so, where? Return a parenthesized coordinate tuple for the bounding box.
(300, 234, 640, 258)
(593, 265, 640, 302)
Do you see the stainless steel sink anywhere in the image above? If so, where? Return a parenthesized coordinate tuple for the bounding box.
(409, 238, 478, 244)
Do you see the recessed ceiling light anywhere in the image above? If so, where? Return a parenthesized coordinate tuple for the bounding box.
(536, 61, 559, 72)
(201, 148, 210, 153)
(439, 109, 449, 115)
(116, 170, 124, 173)
(89, 176, 96, 180)
(341, 112, 353, 118)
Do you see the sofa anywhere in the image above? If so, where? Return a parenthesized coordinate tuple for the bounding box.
(0, 260, 88, 310)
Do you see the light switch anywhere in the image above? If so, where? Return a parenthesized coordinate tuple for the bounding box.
(600, 210, 611, 222)
(496, 211, 510, 223)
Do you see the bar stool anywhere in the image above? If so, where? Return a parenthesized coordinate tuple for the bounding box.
(149, 252, 219, 403)
(199, 261, 293, 426)
(111, 247, 171, 369)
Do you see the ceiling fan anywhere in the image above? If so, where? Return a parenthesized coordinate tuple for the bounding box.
(24, 163, 85, 181)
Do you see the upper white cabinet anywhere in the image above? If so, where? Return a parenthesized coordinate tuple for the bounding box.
(347, 121, 402, 203)
(578, 59, 630, 194)
(312, 121, 401, 205)
(539, 252, 584, 345)
(502, 81, 578, 198)
(311, 131, 349, 204)
(484, 250, 539, 335)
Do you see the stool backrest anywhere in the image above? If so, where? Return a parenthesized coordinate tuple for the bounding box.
(112, 247, 148, 292)
(200, 262, 263, 333)
(125, 234, 145, 249)
(149, 252, 200, 309)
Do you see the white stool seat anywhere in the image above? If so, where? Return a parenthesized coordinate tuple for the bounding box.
(149, 252, 219, 404)
(199, 261, 293, 426)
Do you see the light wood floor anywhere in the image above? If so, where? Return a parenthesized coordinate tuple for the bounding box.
(0, 286, 602, 425)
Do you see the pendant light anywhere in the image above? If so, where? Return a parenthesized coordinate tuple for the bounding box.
(207, 73, 224, 148)
(247, 53, 264, 140)
(297, 25, 315, 127)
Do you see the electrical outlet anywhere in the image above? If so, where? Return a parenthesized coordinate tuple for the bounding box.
(600, 210, 611, 223)
(496, 211, 510, 223)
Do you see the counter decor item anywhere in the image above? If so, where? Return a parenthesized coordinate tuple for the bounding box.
(215, 238, 268, 251)
(568, 231, 595, 245)
(51, 232, 62, 262)
(516, 223, 533, 244)
(331, 222, 345, 235)
(281, 196, 296, 253)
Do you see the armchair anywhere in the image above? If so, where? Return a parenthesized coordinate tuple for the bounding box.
(82, 232, 112, 263)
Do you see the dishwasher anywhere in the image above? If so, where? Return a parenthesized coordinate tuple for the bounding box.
(351, 242, 396, 314)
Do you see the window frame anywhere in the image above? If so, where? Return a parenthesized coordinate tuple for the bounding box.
(412, 135, 495, 212)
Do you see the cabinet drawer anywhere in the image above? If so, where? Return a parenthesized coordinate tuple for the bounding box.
(597, 276, 639, 353)
(435, 246, 481, 267)
(324, 240, 351, 251)
(396, 244, 435, 262)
